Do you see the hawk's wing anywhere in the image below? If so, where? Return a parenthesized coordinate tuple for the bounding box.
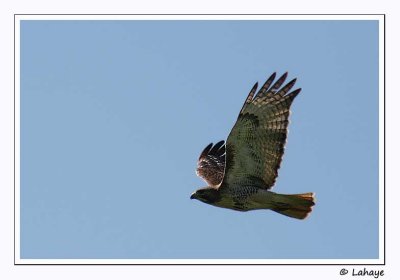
(196, 141, 226, 187)
(221, 72, 300, 190)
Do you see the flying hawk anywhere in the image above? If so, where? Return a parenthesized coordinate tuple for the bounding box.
(191, 72, 315, 219)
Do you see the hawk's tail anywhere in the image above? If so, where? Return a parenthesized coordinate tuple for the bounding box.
(271, 192, 315, 219)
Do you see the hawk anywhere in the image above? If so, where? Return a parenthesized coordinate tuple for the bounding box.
(191, 72, 315, 219)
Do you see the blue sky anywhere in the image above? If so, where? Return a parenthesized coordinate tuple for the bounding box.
(20, 19, 379, 259)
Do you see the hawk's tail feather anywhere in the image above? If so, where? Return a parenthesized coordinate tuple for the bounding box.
(271, 192, 315, 220)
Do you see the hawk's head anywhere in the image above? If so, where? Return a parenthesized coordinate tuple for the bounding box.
(190, 187, 221, 205)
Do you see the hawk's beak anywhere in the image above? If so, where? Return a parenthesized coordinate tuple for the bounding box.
(190, 192, 197, 200)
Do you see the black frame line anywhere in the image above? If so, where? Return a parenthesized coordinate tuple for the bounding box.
(13, 13, 386, 266)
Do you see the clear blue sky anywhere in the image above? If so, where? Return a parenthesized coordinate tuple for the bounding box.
(20, 20, 379, 259)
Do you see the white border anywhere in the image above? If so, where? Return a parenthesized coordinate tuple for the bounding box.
(15, 14, 382, 21)
(378, 16, 385, 263)
(15, 16, 21, 265)
(14, 14, 385, 265)
(15, 258, 382, 265)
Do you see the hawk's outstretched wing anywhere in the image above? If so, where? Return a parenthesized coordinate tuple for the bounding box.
(196, 141, 226, 187)
(221, 72, 300, 190)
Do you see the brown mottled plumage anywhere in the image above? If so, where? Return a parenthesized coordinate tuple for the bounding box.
(191, 72, 315, 219)
(196, 140, 225, 187)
